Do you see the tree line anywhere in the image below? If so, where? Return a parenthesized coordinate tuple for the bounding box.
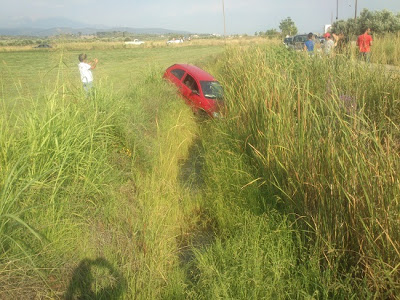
(257, 9, 400, 38)
(331, 8, 400, 36)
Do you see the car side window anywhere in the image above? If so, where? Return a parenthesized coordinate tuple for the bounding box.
(171, 69, 185, 80)
(183, 75, 199, 93)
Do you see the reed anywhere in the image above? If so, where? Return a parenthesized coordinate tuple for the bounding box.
(201, 44, 400, 297)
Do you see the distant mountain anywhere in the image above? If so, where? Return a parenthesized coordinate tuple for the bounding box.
(105, 27, 190, 35)
(0, 26, 190, 37)
(0, 17, 191, 37)
(0, 17, 89, 30)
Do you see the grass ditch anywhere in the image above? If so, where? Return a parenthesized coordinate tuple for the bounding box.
(0, 56, 207, 298)
(0, 41, 399, 298)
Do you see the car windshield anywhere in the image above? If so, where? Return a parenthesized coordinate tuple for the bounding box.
(295, 36, 307, 42)
(200, 81, 224, 99)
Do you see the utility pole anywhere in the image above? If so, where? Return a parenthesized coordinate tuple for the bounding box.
(336, 0, 338, 20)
(222, 0, 226, 39)
(354, 0, 358, 20)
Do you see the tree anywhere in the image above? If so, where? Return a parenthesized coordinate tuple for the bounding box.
(265, 29, 279, 39)
(331, 19, 358, 36)
(279, 17, 298, 36)
(331, 9, 400, 36)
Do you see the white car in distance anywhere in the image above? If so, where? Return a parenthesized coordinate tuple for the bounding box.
(166, 38, 183, 45)
(125, 39, 145, 45)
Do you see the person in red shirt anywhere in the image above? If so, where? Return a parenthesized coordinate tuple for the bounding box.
(357, 27, 373, 62)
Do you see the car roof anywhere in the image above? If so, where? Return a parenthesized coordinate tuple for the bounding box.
(168, 64, 216, 81)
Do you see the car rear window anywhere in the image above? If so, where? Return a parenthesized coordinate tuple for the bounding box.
(171, 69, 185, 80)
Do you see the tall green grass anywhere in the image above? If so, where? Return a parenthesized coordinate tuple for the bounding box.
(0, 81, 126, 294)
(371, 33, 400, 66)
(199, 45, 400, 297)
(0, 45, 224, 298)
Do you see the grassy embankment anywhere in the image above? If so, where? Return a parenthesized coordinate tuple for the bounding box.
(197, 44, 400, 298)
(0, 38, 399, 298)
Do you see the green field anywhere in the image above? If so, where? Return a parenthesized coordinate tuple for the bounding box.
(0, 41, 399, 299)
(0, 45, 224, 100)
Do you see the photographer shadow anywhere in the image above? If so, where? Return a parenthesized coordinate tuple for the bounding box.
(65, 257, 125, 300)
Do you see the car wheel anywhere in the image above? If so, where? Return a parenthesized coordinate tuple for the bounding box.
(196, 109, 209, 121)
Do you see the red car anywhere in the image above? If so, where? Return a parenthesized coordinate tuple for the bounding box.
(163, 64, 224, 118)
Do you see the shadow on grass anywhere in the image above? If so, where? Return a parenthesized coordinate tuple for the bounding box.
(65, 257, 125, 300)
(178, 136, 205, 190)
(177, 135, 216, 286)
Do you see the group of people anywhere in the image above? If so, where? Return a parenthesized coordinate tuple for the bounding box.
(303, 27, 373, 61)
(303, 32, 343, 57)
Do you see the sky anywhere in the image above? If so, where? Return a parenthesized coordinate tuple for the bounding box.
(1, 0, 400, 35)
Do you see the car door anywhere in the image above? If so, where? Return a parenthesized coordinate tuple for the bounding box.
(182, 74, 203, 110)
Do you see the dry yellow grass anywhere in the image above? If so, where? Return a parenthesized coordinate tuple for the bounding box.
(0, 37, 281, 52)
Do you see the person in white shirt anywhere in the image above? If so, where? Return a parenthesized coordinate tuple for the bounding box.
(78, 53, 98, 94)
(323, 33, 335, 57)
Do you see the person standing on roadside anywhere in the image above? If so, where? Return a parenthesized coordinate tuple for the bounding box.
(323, 33, 335, 57)
(78, 53, 98, 95)
(304, 32, 315, 56)
(357, 27, 373, 62)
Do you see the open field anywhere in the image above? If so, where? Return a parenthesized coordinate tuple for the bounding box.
(0, 42, 226, 98)
(0, 39, 399, 298)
